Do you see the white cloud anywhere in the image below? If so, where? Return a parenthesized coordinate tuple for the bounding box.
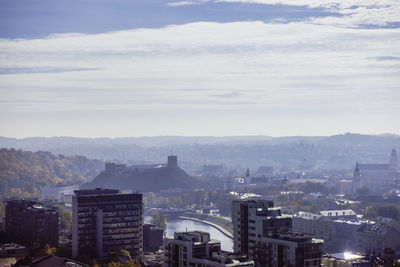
(0, 20, 399, 136)
(212, 0, 400, 27)
(167, 1, 209, 6)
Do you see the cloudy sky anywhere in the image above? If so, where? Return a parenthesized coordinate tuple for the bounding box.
(0, 0, 399, 138)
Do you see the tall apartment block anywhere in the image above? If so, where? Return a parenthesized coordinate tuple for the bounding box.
(72, 188, 143, 262)
(4, 199, 58, 248)
(164, 231, 254, 267)
(232, 199, 323, 267)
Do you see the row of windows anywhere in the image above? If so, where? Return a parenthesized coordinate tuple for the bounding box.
(103, 211, 141, 217)
(103, 227, 137, 234)
(103, 216, 140, 223)
(104, 233, 136, 239)
(104, 238, 134, 246)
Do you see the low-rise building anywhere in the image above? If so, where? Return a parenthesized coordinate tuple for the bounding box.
(322, 252, 372, 267)
(331, 219, 372, 253)
(5, 199, 58, 248)
(255, 233, 324, 267)
(356, 223, 400, 257)
(30, 255, 89, 267)
(292, 209, 358, 252)
(144, 223, 163, 253)
(0, 243, 29, 259)
(164, 231, 254, 267)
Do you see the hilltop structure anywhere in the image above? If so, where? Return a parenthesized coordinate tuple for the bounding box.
(82, 156, 201, 192)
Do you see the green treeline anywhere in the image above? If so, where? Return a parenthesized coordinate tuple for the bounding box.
(0, 148, 104, 198)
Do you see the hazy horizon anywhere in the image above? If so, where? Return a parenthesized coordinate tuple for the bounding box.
(1, 132, 400, 140)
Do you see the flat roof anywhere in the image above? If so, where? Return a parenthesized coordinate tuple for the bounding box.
(330, 252, 364, 260)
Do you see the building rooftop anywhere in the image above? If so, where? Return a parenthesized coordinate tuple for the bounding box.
(294, 211, 322, 220)
(174, 231, 211, 243)
(274, 232, 316, 242)
(358, 163, 389, 171)
(30, 255, 89, 267)
(329, 252, 365, 260)
(319, 209, 356, 217)
(332, 218, 372, 225)
(357, 223, 393, 235)
(5, 199, 57, 213)
(0, 243, 26, 251)
(73, 188, 120, 196)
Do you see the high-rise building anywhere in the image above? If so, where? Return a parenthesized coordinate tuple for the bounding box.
(72, 188, 143, 262)
(164, 231, 254, 267)
(232, 200, 291, 256)
(232, 199, 323, 267)
(4, 199, 59, 248)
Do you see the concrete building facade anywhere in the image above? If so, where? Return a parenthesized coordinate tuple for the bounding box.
(72, 188, 143, 262)
(164, 231, 254, 267)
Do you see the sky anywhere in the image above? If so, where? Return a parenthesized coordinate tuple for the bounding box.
(0, 0, 399, 138)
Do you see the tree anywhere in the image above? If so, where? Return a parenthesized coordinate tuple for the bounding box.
(150, 211, 167, 236)
(43, 244, 56, 255)
(106, 250, 141, 267)
(376, 205, 400, 221)
(57, 204, 72, 231)
(364, 205, 400, 222)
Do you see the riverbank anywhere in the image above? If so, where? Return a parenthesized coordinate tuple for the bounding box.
(179, 212, 233, 239)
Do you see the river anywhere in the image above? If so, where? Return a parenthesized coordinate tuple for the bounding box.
(145, 217, 233, 252)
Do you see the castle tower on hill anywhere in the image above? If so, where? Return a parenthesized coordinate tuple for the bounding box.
(390, 148, 398, 172)
(167, 155, 178, 168)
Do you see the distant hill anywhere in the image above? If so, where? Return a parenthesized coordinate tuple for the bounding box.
(82, 159, 203, 193)
(0, 148, 104, 197)
(319, 133, 400, 146)
(1, 134, 399, 171)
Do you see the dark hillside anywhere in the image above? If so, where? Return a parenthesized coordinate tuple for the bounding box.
(82, 165, 203, 193)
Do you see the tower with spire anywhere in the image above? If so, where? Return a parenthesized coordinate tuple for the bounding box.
(244, 168, 251, 184)
(389, 148, 398, 172)
(353, 162, 360, 182)
(352, 162, 361, 193)
(245, 168, 250, 178)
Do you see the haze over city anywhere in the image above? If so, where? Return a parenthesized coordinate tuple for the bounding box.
(1, 0, 399, 137)
(2, 1, 400, 266)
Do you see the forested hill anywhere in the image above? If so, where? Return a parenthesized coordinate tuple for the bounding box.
(0, 148, 104, 198)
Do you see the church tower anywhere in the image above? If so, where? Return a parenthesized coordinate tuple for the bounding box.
(389, 148, 398, 172)
(352, 162, 361, 193)
(353, 162, 361, 183)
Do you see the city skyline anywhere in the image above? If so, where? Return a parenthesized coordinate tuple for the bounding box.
(1, 0, 399, 138)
